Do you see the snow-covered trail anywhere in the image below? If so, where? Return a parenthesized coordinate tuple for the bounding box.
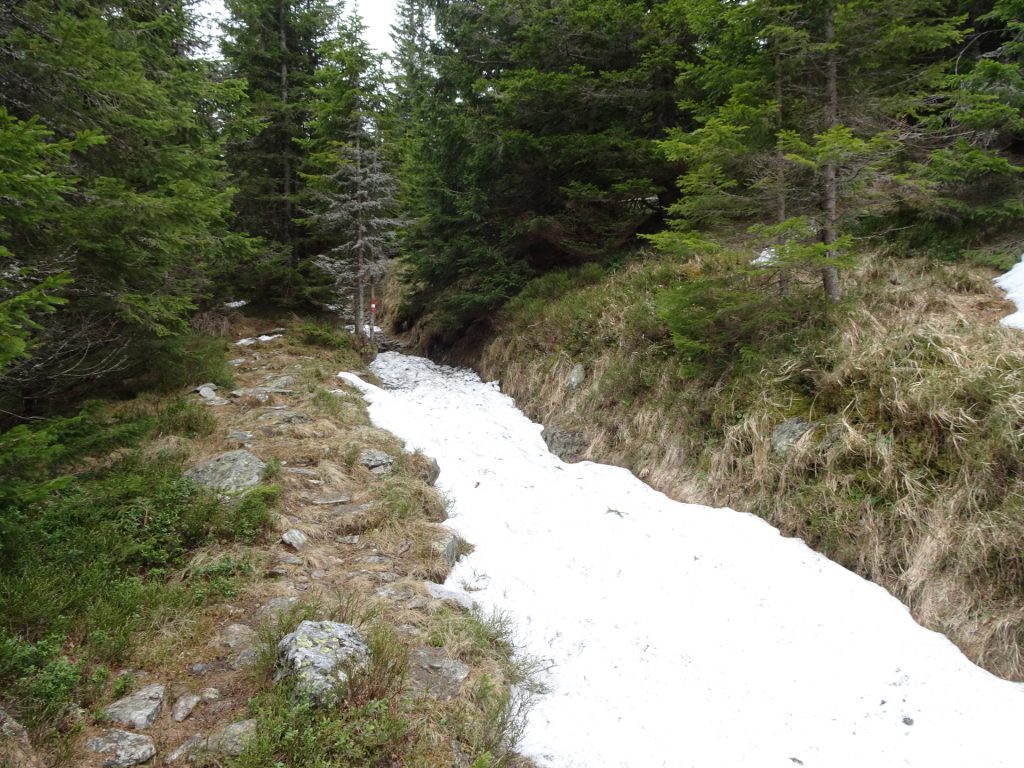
(339, 353, 1024, 768)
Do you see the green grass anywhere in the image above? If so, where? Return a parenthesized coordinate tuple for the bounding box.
(0, 403, 275, 732)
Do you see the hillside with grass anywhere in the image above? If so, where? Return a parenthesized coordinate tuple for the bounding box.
(472, 248, 1024, 680)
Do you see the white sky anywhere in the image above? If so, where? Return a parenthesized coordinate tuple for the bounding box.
(196, 0, 398, 56)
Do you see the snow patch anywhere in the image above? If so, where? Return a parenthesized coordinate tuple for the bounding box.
(234, 334, 282, 347)
(224, 300, 248, 309)
(994, 253, 1024, 330)
(339, 352, 1024, 768)
(752, 247, 778, 266)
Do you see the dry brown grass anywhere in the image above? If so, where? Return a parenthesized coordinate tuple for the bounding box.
(479, 253, 1024, 680)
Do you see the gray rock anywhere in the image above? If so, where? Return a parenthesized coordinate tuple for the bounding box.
(275, 553, 304, 566)
(276, 621, 369, 702)
(200, 687, 221, 702)
(258, 410, 312, 425)
(166, 734, 204, 763)
(281, 528, 309, 550)
(86, 729, 156, 767)
(409, 647, 471, 700)
(0, 707, 43, 768)
(424, 582, 475, 611)
(311, 494, 352, 506)
(543, 426, 587, 462)
(227, 430, 255, 444)
(103, 684, 165, 730)
(172, 694, 201, 723)
(566, 363, 586, 390)
(205, 719, 257, 756)
(198, 386, 219, 400)
(220, 624, 259, 669)
(258, 596, 299, 618)
(431, 527, 464, 568)
(414, 455, 441, 485)
(185, 450, 266, 494)
(771, 417, 817, 456)
(193, 382, 218, 392)
(358, 449, 395, 476)
(330, 503, 379, 534)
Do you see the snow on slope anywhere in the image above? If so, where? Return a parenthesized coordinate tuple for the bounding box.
(339, 353, 1024, 768)
(995, 253, 1024, 329)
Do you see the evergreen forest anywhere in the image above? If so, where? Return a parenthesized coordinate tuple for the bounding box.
(1, 0, 1023, 764)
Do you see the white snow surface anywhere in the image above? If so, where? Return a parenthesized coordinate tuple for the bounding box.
(234, 334, 281, 347)
(994, 253, 1024, 329)
(339, 352, 1024, 768)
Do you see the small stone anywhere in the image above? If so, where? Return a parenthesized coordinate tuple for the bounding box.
(566, 362, 586, 390)
(172, 694, 201, 723)
(281, 528, 309, 550)
(166, 734, 204, 763)
(198, 386, 219, 400)
(258, 596, 299, 618)
(103, 684, 165, 730)
(266, 566, 290, 578)
(276, 621, 369, 703)
(205, 719, 257, 756)
(357, 449, 395, 476)
(330, 503, 379, 534)
(310, 569, 327, 579)
(424, 582, 475, 611)
(771, 417, 817, 456)
(199, 687, 221, 702)
(903, 716, 914, 726)
(275, 553, 304, 566)
(542, 426, 587, 462)
(190, 662, 218, 676)
(185, 450, 266, 495)
(86, 729, 156, 767)
(219, 624, 259, 669)
(409, 647, 471, 700)
(227, 430, 255, 444)
(431, 527, 464, 568)
(338, 535, 359, 545)
(194, 382, 218, 392)
(311, 495, 352, 506)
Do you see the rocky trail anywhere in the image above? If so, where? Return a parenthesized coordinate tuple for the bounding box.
(66, 324, 517, 768)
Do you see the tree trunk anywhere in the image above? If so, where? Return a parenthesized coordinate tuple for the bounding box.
(821, 3, 841, 303)
(775, 48, 789, 297)
(279, 1, 294, 263)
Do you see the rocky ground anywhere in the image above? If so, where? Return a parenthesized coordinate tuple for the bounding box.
(7, 320, 530, 768)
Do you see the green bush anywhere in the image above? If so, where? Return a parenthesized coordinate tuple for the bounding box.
(297, 320, 353, 350)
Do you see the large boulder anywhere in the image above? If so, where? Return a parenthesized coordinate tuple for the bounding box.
(103, 684, 165, 730)
(185, 450, 266, 494)
(276, 621, 369, 702)
(86, 729, 156, 768)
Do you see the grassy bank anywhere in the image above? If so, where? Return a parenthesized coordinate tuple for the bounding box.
(477, 251, 1024, 680)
